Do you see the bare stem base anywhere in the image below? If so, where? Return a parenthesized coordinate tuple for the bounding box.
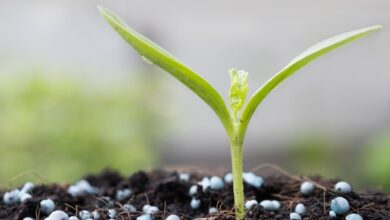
(231, 141, 245, 220)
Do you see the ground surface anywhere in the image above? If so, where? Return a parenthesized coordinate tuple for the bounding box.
(1, 169, 389, 219)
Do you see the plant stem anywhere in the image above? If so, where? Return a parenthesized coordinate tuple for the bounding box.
(230, 134, 245, 220)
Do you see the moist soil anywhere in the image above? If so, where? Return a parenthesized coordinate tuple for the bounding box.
(1, 169, 389, 220)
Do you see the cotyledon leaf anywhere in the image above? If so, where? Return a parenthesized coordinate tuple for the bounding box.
(97, 6, 234, 135)
(240, 25, 382, 134)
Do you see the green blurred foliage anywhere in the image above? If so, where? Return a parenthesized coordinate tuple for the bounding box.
(288, 132, 390, 192)
(287, 135, 343, 178)
(0, 71, 166, 187)
(362, 131, 390, 192)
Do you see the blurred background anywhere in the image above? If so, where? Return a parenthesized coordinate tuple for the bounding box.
(0, 1, 389, 191)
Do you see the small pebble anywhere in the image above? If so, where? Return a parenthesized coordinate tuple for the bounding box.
(40, 199, 55, 215)
(199, 177, 210, 192)
(224, 173, 233, 184)
(245, 200, 258, 209)
(260, 200, 278, 211)
(346, 213, 363, 220)
(300, 181, 314, 195)
(190, 198, 201, 209)
(209, 176, 224, 190)
(3, 182, 35, 205)
(143, 204, 151, 213)
(166, 214, 180, 220)
(68, 180, 98, 197)
(3, 189, 20, 205)
(123, 204, 136, 212)
(179, 173, 190, 181)
(295, 203, 306, 215)
(79, 210, 92, 219)
(290, 212, 302, 220)
(334, 181, 352, 194)
(45, 210, 69, 220)
(209, 207, 218, 214)
(69, 217, 79, 220)
(23, 218, 34, 220)
(116, 188, 133, 201)
(91, 210, 99, 219)
(189, 185, 198, 196)
(149, 206, 159, 214)
(272, 200, 281, 210)
(108, 209, 116, 218)
(20, 193, 32, 202)
(243, 172, 263, 188)
(329, 210, 337, 218)
(330, 197, 350, 215)
(137, 214, 152, 220)
(68, 185, 83, 197)
(19, 182, 34, 195)
(143, 205, 159, 214)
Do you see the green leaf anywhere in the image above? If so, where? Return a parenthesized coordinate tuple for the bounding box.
(240, 25, 382, 134)
(229, 69, 248, 119)
(97, 6, 234, 135)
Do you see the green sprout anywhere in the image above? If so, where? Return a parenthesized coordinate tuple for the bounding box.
(97, 5, 381, 219)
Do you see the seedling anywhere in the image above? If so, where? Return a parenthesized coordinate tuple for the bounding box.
(97, 5, 381, 219)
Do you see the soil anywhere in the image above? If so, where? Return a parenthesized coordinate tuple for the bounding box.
(1, 169, 389, 220)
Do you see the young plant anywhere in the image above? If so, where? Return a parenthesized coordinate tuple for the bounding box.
(97, 5, 381, 219)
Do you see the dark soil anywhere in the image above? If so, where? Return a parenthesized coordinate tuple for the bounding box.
(1, 169, 390, 219)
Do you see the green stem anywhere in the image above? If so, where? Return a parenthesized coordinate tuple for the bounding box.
(230, 132, 245, 220)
